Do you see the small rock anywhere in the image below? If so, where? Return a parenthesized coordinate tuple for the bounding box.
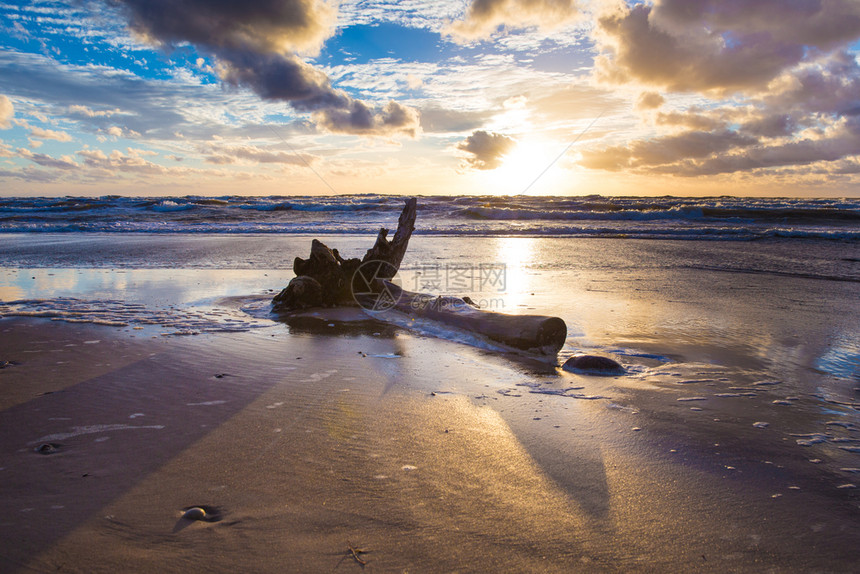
(182, 507, 206, 521)
(35, 443, 60, 455)
(562, 355, 625, 376)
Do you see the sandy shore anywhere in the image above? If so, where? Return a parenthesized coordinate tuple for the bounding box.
(1, 313, 858, 573)
(1, 234, 858, 572)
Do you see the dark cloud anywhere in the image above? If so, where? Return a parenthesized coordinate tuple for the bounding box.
(761, 52, 860, 118)
(457, 130, 516, 170)
(589, 2, 860, 179)
(596, 0, 860, 93)
(582, 129, 756, 172)
(582, 118, 860, 177)
(740, 114, 795, 138)
(447, 0, 582, 41)
(107, 0, 419, 137)
(110, 0, 334, 54)
(312, 100, 419, 137)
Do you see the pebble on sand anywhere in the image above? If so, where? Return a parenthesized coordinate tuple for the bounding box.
(562, 355, 625, 376)
(182, 507, 207, 521)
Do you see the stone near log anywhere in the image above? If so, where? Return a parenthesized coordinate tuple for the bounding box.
(562, 355, 625, 376)
(272, 276, 323, 312)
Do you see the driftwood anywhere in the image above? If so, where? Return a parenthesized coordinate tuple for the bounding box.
(383, 284, 566, 356)
(273, 198, 417, 310)
(272, 197, 567, 356)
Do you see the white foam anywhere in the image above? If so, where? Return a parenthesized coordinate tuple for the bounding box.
(186, 400, 227, 406)
(793, 433, 829, 446)
(32, 424, 165, 443)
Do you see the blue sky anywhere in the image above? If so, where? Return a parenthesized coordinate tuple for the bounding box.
(1, 0, 859, 197)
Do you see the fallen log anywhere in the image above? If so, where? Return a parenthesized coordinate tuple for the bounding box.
(375, 283, 567, 356)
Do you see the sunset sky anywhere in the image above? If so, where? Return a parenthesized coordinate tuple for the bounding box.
(1, 0, 859, 197)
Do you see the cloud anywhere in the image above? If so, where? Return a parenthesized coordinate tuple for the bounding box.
(419, 106, 493, 133)
(113, 0, 336, 55)
(76, 148, 182, 175)
(0, 95, 12, 129)
(582, 116, 860, 177)
(655, 110, 724, 131)
(581, 129, 757, 171)
(29, 126, 73, 142)
(107, 0, 420, 137)
(67, 104, 125, 118)
(457, 130, 516, 170)
(202, 143, 317, 166)
(637, 92, 664, 110)
(314, 99, 421, 137)
(595, 0, 860, 94)
(447, 0, 583, 41)
(18, 148, 80, 170)
(586, 3, 860, 181)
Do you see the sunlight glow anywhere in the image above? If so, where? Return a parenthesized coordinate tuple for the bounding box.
(482, 137, 577, 196)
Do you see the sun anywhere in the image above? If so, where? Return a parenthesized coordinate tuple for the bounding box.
(482, 137, 576, 195)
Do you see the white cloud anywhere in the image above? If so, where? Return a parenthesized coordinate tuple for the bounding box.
(446, 0, 584, 42)
(29, 126, 73, 142)
(0, 95, 13, 129)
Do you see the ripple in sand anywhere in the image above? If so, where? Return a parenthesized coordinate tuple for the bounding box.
(34, 443, 61, 455)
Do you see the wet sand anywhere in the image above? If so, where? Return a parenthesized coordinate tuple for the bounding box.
(1, 316, 858, 573)
(1, 235, 859, 572)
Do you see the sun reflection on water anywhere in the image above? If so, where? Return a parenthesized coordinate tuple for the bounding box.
(494, 237, 536, 311)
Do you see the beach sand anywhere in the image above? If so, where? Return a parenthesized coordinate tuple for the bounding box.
(1, 235, 859, 572)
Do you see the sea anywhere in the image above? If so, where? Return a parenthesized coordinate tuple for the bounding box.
(1, 195, 859, 241)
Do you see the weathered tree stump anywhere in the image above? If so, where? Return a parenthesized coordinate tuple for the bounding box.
(272, 198, 417, 312)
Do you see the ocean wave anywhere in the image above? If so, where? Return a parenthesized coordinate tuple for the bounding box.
(454, 206, 707, 221)
(0, 195, 857, 242)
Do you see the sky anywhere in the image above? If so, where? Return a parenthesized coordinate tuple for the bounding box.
(1, 0, 859, 197)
